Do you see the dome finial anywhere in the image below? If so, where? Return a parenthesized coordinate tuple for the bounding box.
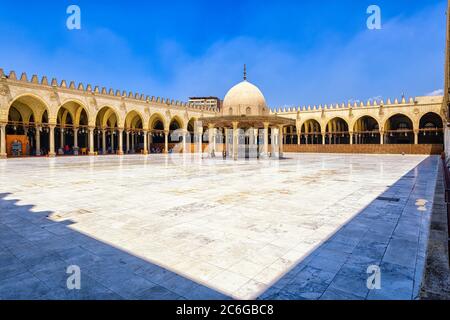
(243, 64, 247, 81)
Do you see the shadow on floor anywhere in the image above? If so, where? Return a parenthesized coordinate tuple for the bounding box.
(0, 156, 438, 300)
(256, 156, 437, 300)
(0, 193, 231, 300)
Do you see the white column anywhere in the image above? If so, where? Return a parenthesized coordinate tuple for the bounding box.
(35, 126, 41, 156)
(164, 130, 169, 154)
(224, 128, 229, 156)
(196, 127, 203, 154)
(414, 129, 419, 145)
(322, 132, 326, 145)
(73, 127, 79, 149)
(0, 124, 6, 159)
(126, 131, 130, 153)
(208, 124, 214, 154)
(143, 130, 148, 155)
(118, 129, 124, 155)
(278, 125, 284, 158)
(380, 131, 384, 145)
(264, 122, 269, 156)
(89, 127, 95, 156)
(350, 132, 353, 145)
(233, 121, 239, 160)
(131, 132, 135, 152)
(101, 130, 106, 155)
(49, 125, 56, 157)
(213, 128, 218, 152)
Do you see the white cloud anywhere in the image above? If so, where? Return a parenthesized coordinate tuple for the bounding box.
(426, 89, 444, 96)
(0, 2, 446, 107)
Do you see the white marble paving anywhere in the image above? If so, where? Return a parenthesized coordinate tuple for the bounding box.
(0, 154, 436, 299)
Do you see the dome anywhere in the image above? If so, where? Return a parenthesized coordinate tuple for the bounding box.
(223, 80, 268, 116)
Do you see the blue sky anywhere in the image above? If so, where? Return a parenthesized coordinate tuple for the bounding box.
(0, 0, 446, 107)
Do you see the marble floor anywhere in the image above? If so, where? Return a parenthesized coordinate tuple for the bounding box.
(0, 153, 439, 300)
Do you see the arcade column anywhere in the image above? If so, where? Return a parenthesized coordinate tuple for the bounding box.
(143, 130, 148, 155)
(0, 123, 6, 159)
(35, 125, 41, 156)
(89, 127, 95, 156)
(48, 125, 56, 157)
(164, 130, 169, 154)
(118, 129, 124, 155)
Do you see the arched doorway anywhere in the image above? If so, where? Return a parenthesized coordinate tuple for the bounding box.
(326, 118, 350, 144)
(384, 114, 414, 144)
(169, 117, 184, 153)
(419, 112, 443, 144)
(125, 111, 144, 154)
(285, 126, 297, 144)
(7, 95, 49, 157)
(301, 120, 322, 144)
(95, 107, 119, 155)
(353, 116, 380, 144)
(149, 114, 165, 153)
(56, 101, 89, 156)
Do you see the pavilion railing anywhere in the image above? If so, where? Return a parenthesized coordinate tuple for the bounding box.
(441, 152, 450, 267)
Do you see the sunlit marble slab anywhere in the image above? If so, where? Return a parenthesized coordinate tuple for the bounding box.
(0, 154, 437, 300)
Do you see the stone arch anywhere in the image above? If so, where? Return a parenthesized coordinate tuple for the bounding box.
(384, 113, 414, 145)
(8, 93, 50, 124)
(169, 115, 184, 131)
(96, 106, 120, 129)
(169, 116, 184, 144)
(124, 110, 145, 154)
(94, 106, 121, 155)
(418, 112, 444, 144)
(300, 119, 322, 145)
(148, 113, 166, 149)
(125, 110, 144, 130)
(149, 113, 167, 131)
(6, 94, 51, 157)
(59, 99, 91, 126)
(325, 117, 350, 144)
(352, 115, 380, 145)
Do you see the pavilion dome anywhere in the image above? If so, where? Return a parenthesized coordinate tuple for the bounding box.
(223, 80, 269, 116)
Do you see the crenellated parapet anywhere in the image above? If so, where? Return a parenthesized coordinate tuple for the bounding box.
(0, 68, 220, 113)
(271, 95, 445, 133)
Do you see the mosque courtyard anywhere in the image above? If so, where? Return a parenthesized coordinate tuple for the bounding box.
(0, 153, 439, 300)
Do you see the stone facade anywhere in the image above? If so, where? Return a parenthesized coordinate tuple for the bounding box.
(273, 95, 446, 144)
(0, 67, 446, 159)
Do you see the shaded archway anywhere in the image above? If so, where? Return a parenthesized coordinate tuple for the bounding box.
(353, 116, 380, 144)
(169, 117, 183, 144)
(124, 111, 144, 154)
(325, 117, 350, 144)
(284, 126, 297, 145)
(419, 112, 443, 144)
(95, 106, 119, 155)
(384, 114, 414, 144)
(6, 94, 49, 156)
(301, 119, 322, 145)
(149, 114, 166, 153)
(56, 101, 89, 155)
